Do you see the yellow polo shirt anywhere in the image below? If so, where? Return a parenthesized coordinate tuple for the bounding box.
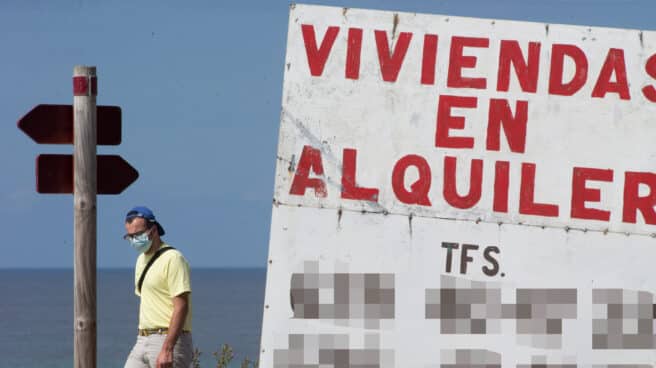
(134, 243, 192, 331)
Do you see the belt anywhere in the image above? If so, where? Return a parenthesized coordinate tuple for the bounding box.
(138, 328, 190, 336)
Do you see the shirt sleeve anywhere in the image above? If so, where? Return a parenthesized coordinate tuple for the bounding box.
(166, 252, 192, 297)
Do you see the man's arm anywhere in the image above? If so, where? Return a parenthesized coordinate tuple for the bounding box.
(156, 292, 189, 368)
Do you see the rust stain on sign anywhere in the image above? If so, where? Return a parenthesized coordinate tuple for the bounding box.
(392, 13, 399, 40)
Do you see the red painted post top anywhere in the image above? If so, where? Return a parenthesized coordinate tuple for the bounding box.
(73, 76, 97, 96)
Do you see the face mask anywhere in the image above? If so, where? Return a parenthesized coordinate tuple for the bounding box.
(129, 232, 153, 253)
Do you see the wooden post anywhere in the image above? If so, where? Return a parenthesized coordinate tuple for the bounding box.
(73, 65, 97, 368)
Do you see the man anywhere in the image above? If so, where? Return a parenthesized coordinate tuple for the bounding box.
(123, 206, 193, 368)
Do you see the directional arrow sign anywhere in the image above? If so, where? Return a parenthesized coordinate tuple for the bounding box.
(18, 104, 121, 145)
(36, 154, 139, 194)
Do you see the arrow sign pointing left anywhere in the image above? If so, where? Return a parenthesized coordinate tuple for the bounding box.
(37, 154, 139, 194)
(18, 104, 121, 145)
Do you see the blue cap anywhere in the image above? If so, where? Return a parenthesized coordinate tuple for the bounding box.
(125, 206, 165, 236)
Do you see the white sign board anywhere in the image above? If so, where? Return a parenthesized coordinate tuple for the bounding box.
(260, 4, 656, 367)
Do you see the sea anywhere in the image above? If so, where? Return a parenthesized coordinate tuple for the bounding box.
(0, 268, 266, 368)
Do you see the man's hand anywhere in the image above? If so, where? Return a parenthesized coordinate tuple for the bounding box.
(156, 346, 174, 368)
(157, 293, 189, 368)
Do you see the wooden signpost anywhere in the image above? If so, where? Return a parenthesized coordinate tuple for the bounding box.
(17, 66, 138, 368)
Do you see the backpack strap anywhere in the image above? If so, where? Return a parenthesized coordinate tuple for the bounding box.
(138, 247, 176, 293)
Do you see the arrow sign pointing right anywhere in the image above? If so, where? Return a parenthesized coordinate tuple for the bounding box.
(18, 104, 121, 145)
(36, 154, 139, 194)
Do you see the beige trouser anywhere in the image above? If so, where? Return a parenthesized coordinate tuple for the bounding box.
(124, 333, 193, 368)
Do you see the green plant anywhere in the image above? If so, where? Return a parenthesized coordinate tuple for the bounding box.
(191, 343, 259, 368)
(239, 355, 259, 368)
(192, 347, 202, 368)
(241, 356, 261, 368)
(213, 344, 234, 368)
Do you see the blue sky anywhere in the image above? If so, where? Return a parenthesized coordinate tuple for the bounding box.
(1, 0, 654, 268)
